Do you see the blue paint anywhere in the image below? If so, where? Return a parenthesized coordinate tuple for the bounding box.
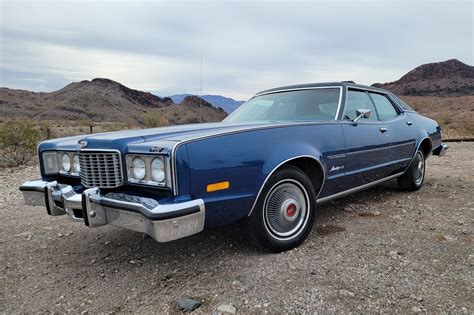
(37, 83, 443, 228)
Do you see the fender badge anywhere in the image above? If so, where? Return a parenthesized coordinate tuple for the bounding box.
(78, 140, 88, 148)
(149, 146, 164, 153)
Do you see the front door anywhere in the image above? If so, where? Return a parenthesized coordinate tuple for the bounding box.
(340, 89, 391, 190)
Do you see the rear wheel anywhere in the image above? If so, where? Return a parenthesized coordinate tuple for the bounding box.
(397, 150, 425, 191)
(245, 165, 317, 252)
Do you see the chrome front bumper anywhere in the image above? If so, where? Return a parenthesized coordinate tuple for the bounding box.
(19, 180, 205, 242)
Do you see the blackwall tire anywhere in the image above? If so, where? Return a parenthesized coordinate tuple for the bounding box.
(397, 150, 426, 191)
(245, 165, 317, 252)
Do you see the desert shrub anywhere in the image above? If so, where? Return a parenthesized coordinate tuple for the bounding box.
(144, 112, 169, 128)
(0, 119, 41, 167)
(144, 112, 160, 128)
(104, 123, 125, 132)
(39, 121, 52, 139)
(79, 119, 94, 127)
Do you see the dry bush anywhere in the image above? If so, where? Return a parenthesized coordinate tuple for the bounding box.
(0, 119, 41, 167)
(144, 112, 169, 128)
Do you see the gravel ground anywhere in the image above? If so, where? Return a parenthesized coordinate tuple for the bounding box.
(1, 142, 472, 313)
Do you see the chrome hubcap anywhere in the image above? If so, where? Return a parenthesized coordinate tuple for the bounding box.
(263, 180, 309, 239)
(414, 153, 425, 184)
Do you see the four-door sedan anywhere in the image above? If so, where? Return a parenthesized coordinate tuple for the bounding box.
(20, 82, 447, 252)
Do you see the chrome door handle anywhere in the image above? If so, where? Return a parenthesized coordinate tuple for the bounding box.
(406, 121, 413, 126)
(380, 127, 388, 133)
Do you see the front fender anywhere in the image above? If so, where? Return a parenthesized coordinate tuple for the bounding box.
(183, 123, 344, 227)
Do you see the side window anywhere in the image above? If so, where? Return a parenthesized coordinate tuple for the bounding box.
(370, 93, 399, 120)
(391, 94, 416, 111)
(343, 90, 377, 121)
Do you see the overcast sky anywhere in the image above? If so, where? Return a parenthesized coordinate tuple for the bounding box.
(0, 0, 472, 100)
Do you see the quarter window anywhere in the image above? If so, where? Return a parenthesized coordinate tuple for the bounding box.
(343, 90, 377, 121)
(369, 93, 399, 120)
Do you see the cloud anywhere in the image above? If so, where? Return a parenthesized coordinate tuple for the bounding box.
(1, 0, 472, 100)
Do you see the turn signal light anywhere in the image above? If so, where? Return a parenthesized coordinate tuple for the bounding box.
(207, 181, 230, 192)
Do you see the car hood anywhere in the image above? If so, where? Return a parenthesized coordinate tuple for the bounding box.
(40, 121, 281, 152)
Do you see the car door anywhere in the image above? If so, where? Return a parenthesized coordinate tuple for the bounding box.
(340, 89, 392, 190)
(368, 92, 417, 174)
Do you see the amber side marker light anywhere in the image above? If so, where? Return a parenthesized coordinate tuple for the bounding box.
(207, 181, 230, 192)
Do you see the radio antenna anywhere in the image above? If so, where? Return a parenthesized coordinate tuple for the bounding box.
(200, 54, 203, 97)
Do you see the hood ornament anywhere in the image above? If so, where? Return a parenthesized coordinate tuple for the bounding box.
(78, 140, 88, 148)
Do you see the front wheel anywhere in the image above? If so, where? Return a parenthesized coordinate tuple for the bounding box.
(245, 165, 317, 252)
(397, 150, 426, 191)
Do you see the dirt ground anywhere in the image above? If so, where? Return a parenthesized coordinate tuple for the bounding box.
(0, 142, 472, 313)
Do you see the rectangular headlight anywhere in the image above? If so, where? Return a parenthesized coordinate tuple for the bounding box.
(126, 154, 171, 188)
(42, 152, 59, 175)
(41, 151, 80, 177)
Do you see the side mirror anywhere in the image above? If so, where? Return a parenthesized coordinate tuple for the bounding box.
(353, 109, 371, 124)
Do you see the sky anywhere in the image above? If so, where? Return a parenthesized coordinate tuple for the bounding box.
(0, 0, 472, 100)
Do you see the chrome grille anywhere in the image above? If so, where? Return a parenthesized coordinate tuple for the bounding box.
(79, 151, 123, 188)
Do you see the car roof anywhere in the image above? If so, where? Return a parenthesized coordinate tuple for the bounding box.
(255, 82, 388, 95)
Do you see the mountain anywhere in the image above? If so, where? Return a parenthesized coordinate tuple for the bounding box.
(169, 94, 245, 113)
(0, 78, 227, 124)
(372, 59, 474, 96)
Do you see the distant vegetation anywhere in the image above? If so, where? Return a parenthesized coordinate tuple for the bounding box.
(144, 112, 170, 128)
(0, 119, 40, 166)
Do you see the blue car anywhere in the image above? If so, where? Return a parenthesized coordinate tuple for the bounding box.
(20, 82, 448, 252)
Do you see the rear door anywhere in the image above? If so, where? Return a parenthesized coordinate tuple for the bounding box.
(340, 89, 392, 189)
(368, 92, 417, 174)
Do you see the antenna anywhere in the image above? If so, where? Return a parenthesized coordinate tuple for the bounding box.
(200, 54, 203, 97)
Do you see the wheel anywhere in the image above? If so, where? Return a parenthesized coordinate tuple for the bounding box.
(245, 165, 317, 252)
(397, 150, 426, 191)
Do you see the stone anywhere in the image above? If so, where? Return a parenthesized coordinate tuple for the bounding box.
(411, 306, 422, 313)
(176, 297, 201, 312)
(443, 235, 457, 242)
(389, 250, 399, 257)
(339, 289, 355, 297)
(217, 304, 236, 314)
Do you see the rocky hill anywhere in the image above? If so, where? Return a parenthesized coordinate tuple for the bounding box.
(0, 78, 227, 124)
(372, 59, 474, 96)
(170, 94, 245, 113)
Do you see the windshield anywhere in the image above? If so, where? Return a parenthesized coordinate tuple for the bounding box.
(224, 88, 341, 123)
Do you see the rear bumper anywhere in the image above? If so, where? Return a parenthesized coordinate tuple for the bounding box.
(433, 143, 448, 157)
(19, 180, 205, 242)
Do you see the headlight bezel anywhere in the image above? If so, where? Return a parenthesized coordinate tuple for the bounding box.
(42, 151, 81, 177)
(126, 154, 171, 188)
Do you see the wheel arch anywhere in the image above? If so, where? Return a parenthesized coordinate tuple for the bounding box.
(247, 155, 325, 217)
(419, 137, 433, 158)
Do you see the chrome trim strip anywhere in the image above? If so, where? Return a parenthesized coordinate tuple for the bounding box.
(255, 85, 343, 96)
(247, 155, 326, 217)
(413, 136, 432, 159)
(334, 87, 344, 120)
(316, 172, 404, 204)
(391, 140, 416, 149)
(346, 145, 390, 156)
(327, 153, 346, 159)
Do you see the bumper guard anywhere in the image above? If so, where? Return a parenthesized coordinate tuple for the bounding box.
(19, 180, 205, 242)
